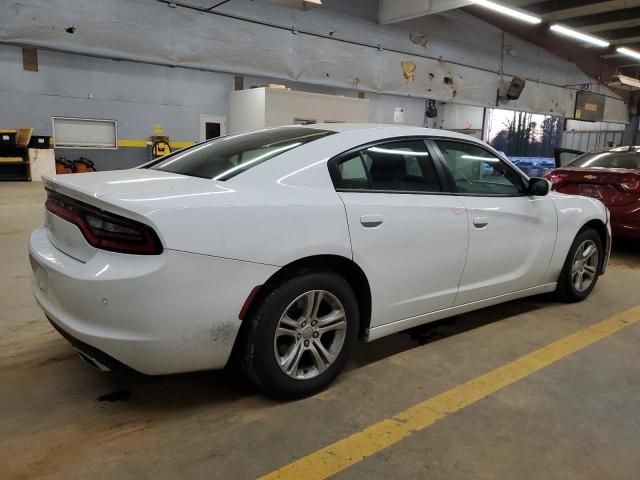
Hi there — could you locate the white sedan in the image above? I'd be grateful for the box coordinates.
[30,124,610,398]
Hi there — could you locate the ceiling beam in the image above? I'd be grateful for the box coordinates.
[500,0,542,7]
[584,18,640,33]
[378,0,473,24]
[542,0,640,22]
[611,35,640,45]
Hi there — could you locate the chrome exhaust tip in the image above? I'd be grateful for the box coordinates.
[76,349,111,372]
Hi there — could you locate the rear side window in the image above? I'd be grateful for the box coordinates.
[568,151,640,169]
[435,140,524,195]
[334,140,441,192]
[147,127,335,180]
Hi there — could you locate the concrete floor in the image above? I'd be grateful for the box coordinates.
[1,181,639,480]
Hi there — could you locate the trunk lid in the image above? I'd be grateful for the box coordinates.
[43,169,235,216]
[42,169,237,260]
[549,167,640,206]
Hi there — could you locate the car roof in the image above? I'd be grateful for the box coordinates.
[304,123,483,143]
[587,145,640,154]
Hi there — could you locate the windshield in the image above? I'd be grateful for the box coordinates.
[146,127,335,180]
[568,150,640,170]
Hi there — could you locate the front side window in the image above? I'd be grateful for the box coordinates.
[435,140,524,195]
[334,140,441,192]
[147,127,334,180]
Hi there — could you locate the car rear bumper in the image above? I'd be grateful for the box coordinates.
[29,225,278,375]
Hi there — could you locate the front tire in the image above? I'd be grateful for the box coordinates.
[556,227,603,302]
[242,271,359,399]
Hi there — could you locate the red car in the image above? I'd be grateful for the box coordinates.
[546,146,640,240]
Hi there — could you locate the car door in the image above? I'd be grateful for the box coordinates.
[330,138,469,329]
[432,139,557,306]
[555,148,584,168]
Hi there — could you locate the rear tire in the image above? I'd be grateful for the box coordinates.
[556,227,602,303]
[242,271,359,399]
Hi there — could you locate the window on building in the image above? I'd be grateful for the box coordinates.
[52,117,118,149]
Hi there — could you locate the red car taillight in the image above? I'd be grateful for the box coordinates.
[45,188,163,255]
[544,173,566,190]
[619,180,640,193]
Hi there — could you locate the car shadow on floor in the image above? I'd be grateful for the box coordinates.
[348,294,550,369]
[93,295,552,408]
[609,237,640,269]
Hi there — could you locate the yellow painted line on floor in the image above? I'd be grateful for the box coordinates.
[260,305,640,480]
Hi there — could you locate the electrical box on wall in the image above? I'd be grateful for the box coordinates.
[574,91,605,122]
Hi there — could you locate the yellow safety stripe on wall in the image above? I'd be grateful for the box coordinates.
[117,139,195,149]
[50,139,196,149]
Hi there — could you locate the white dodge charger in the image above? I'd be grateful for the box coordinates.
[30,124,610,398]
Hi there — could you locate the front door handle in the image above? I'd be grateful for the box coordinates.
[360,214,384,228]
[473,216,489,228]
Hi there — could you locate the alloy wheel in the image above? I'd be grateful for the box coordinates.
[273,290,347,380]
[571,239,599,293]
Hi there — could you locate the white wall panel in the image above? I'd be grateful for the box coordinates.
[395,10,502,73]
[171,7,294,78]
[440,104,484,130]
[0,0,627,117]
[377,50,499,106]
[1,0,173,63]
[292,34,379,91]
[603,96,629,123]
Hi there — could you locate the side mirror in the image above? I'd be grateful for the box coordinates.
[528,177,551,196]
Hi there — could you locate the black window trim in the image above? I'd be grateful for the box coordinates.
[328,136,450,195]
[328,135,533,197]
[428,137,532,198]
[144,126,336,179]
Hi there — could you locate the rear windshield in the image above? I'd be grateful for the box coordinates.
[568,151,640,170]
[146,127,335,180]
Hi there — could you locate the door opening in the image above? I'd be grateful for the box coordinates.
[199,115,227,142]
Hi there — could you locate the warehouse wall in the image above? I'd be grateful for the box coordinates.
[0,0,628,119]
[0,44,234,169]
[244,76,429,127]
[0,43,433,170]
[561,119,627,151]
[0,0,631,170]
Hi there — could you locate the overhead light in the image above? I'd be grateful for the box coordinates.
[550,24,610,48]
[617,47,640,61]
[472,1,541,24]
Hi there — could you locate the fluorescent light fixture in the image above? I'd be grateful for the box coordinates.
[550,24,610,48]
[472,0,541,24]
[617,47,640,61]
[461,155,499,162]
[368,147,430,156]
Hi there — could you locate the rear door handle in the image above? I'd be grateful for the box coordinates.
[360,214,384,228]
[473,216,489,228]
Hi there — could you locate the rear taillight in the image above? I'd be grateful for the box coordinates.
[619,181,640,193]
[45,188,162,255]
[544,173,566,190]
